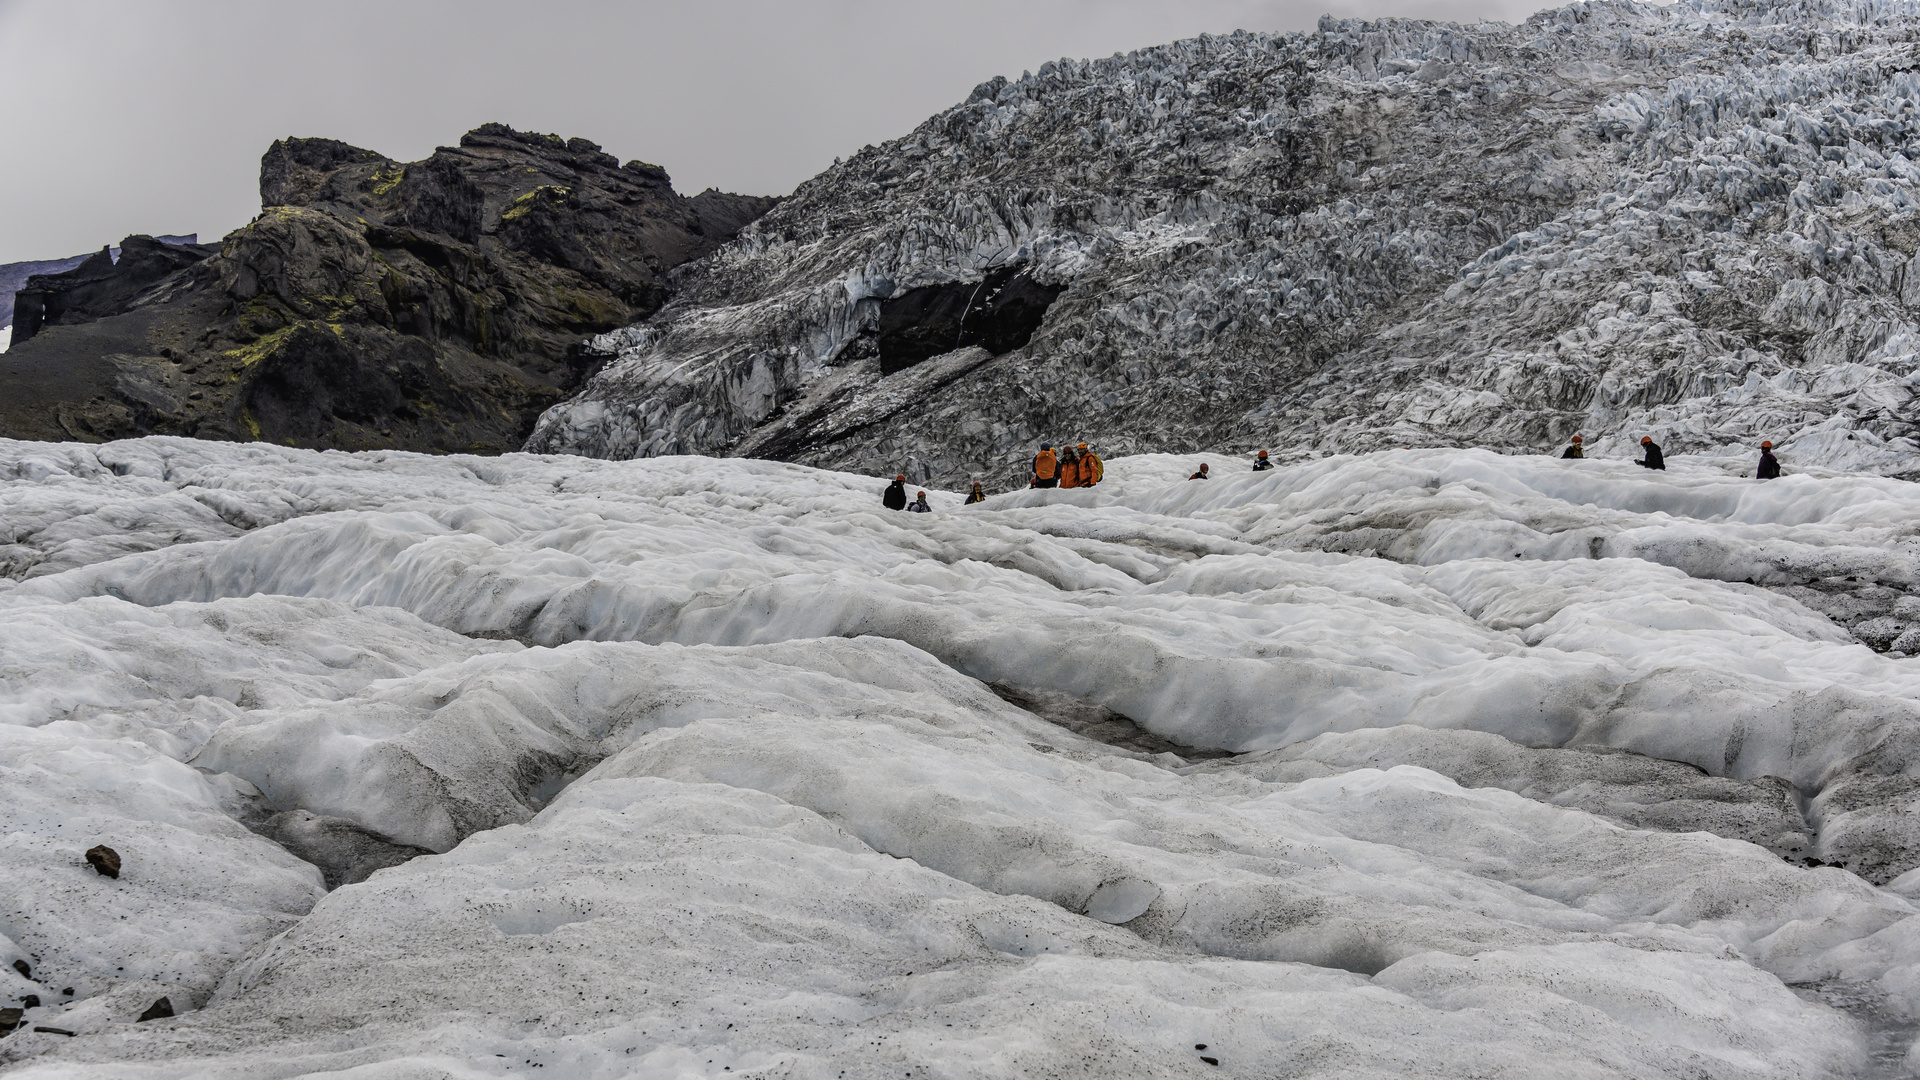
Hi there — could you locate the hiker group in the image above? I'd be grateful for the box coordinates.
[1560,434,1781,478]
[885,433,1789,509]
[878,440,1106,512]
[1028,442,1104,489]
[884,443,1293,510]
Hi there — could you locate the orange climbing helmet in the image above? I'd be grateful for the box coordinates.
[1571,435,1583,443]
[1641,437,1652,444]
[1761,441,1773,449]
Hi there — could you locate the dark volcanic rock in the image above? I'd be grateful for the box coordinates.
[10,237,217,347]
[0,125,778,454]
[84,844,120,878]
[135,997,173,1022]
[0,236,196,335]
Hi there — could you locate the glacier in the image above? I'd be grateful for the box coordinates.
[529,0,1920,490]
[8,435,1920,1075]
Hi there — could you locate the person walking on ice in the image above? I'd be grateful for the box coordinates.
[908,491,932,513]
[1637,437,1665,470]
[1252,450,1273,471]
[1562,435,1584,459]
[883,473,908,510]
[964,482,986,504]
[1757,440,1781,479]
[1189,463,1210,480]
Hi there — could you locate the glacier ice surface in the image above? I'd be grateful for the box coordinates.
[9,435,1920,1074]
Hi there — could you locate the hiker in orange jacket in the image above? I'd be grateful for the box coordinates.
[1074,441,1103,486]
[1032,445,1059,488]
[1059,445,1085,489]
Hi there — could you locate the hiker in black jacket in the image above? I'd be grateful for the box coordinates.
[1637,437,1665,470]
[883,474,908,510]
[1757,441,1781,479]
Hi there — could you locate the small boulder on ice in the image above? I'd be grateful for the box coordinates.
[85,845,121,879]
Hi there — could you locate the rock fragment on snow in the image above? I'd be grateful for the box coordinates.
[84,845,120,879]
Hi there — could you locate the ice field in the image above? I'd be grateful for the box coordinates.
[12,437,1920,1075]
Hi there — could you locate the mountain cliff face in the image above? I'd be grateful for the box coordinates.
[528,0,1920,486]
[0,125,776,452]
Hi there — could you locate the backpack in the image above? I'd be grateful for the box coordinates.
[1034,450,1057,479]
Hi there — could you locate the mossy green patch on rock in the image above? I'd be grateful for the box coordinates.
[501,186,573,222]
[371,165,405,196]
[222,326,297,370]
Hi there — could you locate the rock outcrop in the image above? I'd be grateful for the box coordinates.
[0,126,777,453]
[528,0,1920,486]
[9,238,219,346]
[0,236,196,341]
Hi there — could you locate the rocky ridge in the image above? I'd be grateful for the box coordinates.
[0,237,197,339]
[529,0,1920,489]
[0,126,776,453]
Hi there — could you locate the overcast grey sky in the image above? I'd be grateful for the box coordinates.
[0,0,1549,265]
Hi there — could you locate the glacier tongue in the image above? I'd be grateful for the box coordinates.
[530,0,1920,489]
[11,435,1920,1073]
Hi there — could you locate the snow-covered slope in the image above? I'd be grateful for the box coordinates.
[9,436,1920,1074]
[530,0,1920,487]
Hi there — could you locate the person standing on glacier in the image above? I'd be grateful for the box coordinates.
[1032,445,1059,488]
[964,482,987,504]
[1561,435,1584,459]
[1637,437,1665,470]
[908,491,932,513]
[1189,463,1210,480]
[883,474,908,510]
[1252,450,1274,471]
[1078,442,1103,485]
[1757,441,1782,479]
[1058,445,1086,489]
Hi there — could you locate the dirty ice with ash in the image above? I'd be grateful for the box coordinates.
[6,434,1920,1078]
